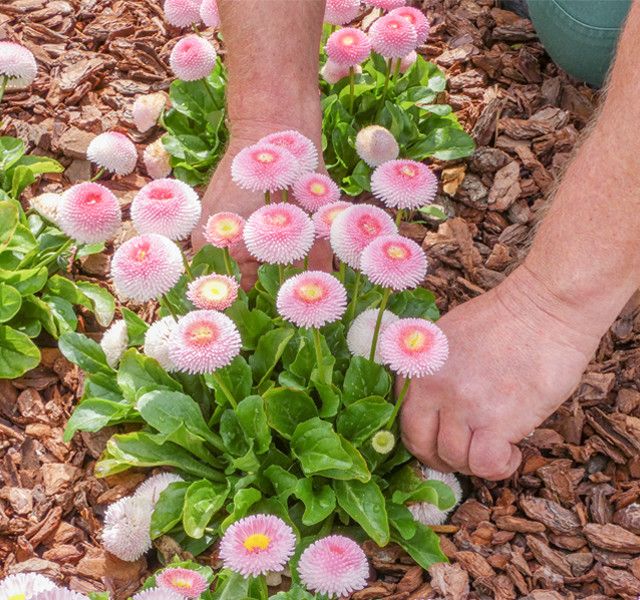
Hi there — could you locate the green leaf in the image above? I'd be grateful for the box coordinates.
[120,307,149,346]
[337,396,394,445]
[0,136,26,171]
[210,570,250,600]
[183,479,229,539]
[44,295,77,335]
[0,200,19,250]
[191,244,240,279]
[83,372,122,402]
[58,332,113,375]
[334,478,390,546]
[150,481,189,538]
[76,281,115,327]
[387,501,417,540]
[249,327,295,385]
[221,488,262,531]
[264,387,318,440]
[0,325,40,379]
[0,266,47,295]
[292,418,353,476]
[206,355,252,407]
[391,521,447,569]
[294,479,336,526]
[0,284,21,323]
[342,356,392,404]
[64,398,135,442]
[117,348,182,402]
[269,585,315,600]
[388,287,440,321]
[264,465,299,503]
[390,465,455,509]
[235,395,271,454]
[226,301,272,350]
[219,409,250,457]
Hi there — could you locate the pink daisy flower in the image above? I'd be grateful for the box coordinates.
[59,182,122,244]
[170,35,217,81]
[131,178,201,240]
[298,535,369,598]
[399,50,417,73]
[369,14,418,58]
[0,574,56,600]
[219,514,296,577]
[143,138,172,179]
[325,28,371,67]
[111,233,184,302]
[347,307,399,363]
[388,7,430,45]
[292,173,341,212]
[365,0,406,9]
[33,590,89,600]
[355,125,399,167]
[320,60,361,85]
[329,203,397,269]
[312,201,352,239]
[360,234,427,291]
[156,568,208,598]
[203,212,245,248]
[87,132,137,176]
[231,142,301,193]
[243,204,314,265]
[163,0,201,28]
[0,41,37,89]
[409,467,462,526]
[324,0,361,26]
[371,159,438,210]
[379,318,448,377]
[187,274,238,310]
[277,271,347,329]
[199,0,220,28]
[261,130,318,174]
[169,310,241,374]
[132,92,167,133]
[133,588,183,600]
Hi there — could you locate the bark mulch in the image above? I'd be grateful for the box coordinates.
[2,0,640,598]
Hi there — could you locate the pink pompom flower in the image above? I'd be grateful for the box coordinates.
[371,159,438,210]
[324,0,361,26]
[187,274,238,310]
[131,178,201,240]
[111,233,184,302]
[243,204,314,265]
[292,173,341,212]
[203,212,245,248]
[33,590,89,600]
[360,234,427,291]
[170,35,217,81]
[87,132,138,176]
[347,307,399,363]
[355,125,399,167]
[219,514,296,578]
[163,0,201,28]
[59,182,122,244]
[330,203,397,269]
[231,142,301,194]
[144,138,172,179]
[321,60,361,85]
[399,50,417,73]
[132,92,167,133]
[298,535,369,598]
[379,318,448,378]
[312,201,352,240]
[388,7,430,45]
[156,568,208,598]
[0,41,37,88]
[199,0,220,28]
[369,14,418,58]
[261,130,318,174]
[277,271,347,329]
[169,310,241,374]
[325,28,371,67]
[133,588,183,600]
[365,0,406,9]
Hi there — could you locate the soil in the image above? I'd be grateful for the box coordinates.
[1,0,639,598]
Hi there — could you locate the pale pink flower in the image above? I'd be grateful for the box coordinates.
[102,495,153,561]
[321,60,360,84]
[277,271,347,329]
[131,178,201,240]
[355,125,399,167]
[379,318,448,377]
[399,50,417,73]
[143,138,172,179]
[324,0,361,26]
[132,588,183,600]
[59,182,121,244]
[347,308,399,363]
[30,192,62,225]
[365,0,406,9]
[111,233,184,302]
[157,568,208,598]
[298,535,369,598]
[360,234,427,290]
[203,212,245,248]
[231,142,301,193]
[219,514,296,577]
[409,467,463,526]
[143,316,179,371]
[33,590,89,600]
[169,310,241,374]
[187,274,239,310]
[312,201,352,239]
[292,173,341,212]
[132,92,167,133]
[243,204,314,265]
[163,0,201,28]
[325,28,371,67]
[0,574,56,600]
[199,0,220,28]
[371,159,438,210]
[388,7,429,45]
[87,132,138,176]
[329,203,397,269]
[170,35,217,81]
[0,41,37,89]
[261,130,318,173]
[100,320,128,368]
[369,14,418,58]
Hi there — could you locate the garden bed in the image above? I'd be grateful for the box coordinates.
[2,0,640,599]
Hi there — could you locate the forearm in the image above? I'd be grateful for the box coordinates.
[523,2,640,337]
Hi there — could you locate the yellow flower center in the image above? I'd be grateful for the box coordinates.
[200,279,230,301]
[172,579,192,589]
[310,182,327,196]
[134,248,148,262]
[341,35,355,46]
[188,324,217,346]
[9,594,25,600]
[400,165,417,177]
[297,282,324,303]
[386,244,408,260]
[243,533,271,552]
[404,330,426,351]
[216,219,239,237]
[256,151,275,164]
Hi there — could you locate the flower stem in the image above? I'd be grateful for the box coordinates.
[313,327,327,384]
[181,251,194,280]
[386,377,411,429]
[395,208,404,227]
[160,295,180,322]
[278,263,284,286]
[223,247,233,276]
[0,76,7,105]
[392,57,401,80]
[349,66,355,113]
[304,255,309,270]
[347,270,361,324]
[369,287,391,361]
[211,371,237,409]
[202,77,218,106]
[338,261,346,283]
[90,167,105,182]
[34,238,74,270]
[282,188,289,203]
[265,190,271,205]
[381,58,393,104]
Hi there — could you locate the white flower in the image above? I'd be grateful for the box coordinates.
[132,92,167,133]
[30,193,62,225]
[134,473,184,504]
[143,139,172,179]
[0,573,56,600]
[346,308,399,364]
[143,316,179,371]
[100,320,128,368]
[102,495,153,561]
[408,467,463,526]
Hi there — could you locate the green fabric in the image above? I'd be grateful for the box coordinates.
[527,0,630,87]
